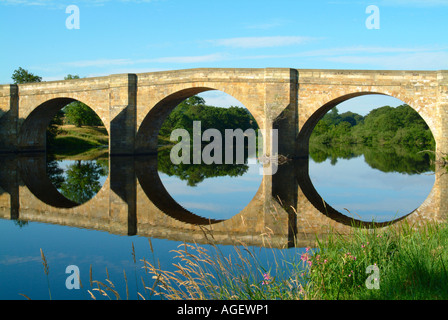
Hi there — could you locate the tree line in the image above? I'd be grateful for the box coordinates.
[310,105,435,150]
[159,95,258,139]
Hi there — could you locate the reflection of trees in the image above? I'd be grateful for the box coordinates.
[47,157,109,204]
[309,143,435,174]
[157,147,249,187]
[46,154,65,189]
[60,161,108,204]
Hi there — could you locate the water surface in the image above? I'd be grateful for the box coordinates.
[0,144,436,299]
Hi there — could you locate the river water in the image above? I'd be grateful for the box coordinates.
[0,144,435,299]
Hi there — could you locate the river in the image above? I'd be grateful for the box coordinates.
[0,143,436,299]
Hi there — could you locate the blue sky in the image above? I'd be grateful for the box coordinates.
[1,0,447,113]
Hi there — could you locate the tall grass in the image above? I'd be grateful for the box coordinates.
[304,220,448,299]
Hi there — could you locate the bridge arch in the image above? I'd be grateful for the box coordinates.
[296,91,436,228]
[134,85,265,224]
[18,97,109,152]
[135,85,264,154]
[297,91,437,156]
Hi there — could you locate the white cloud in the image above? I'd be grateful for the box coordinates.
[209,36,313,49]
[0,0,159,7]
[145,53,226,64]
[181,202,227,213]
[197,91,245,108]
[324,51,448,70]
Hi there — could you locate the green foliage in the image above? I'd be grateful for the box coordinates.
[46,109,65,145]
[11,67,42,84]
[64,101,103,127]
[157,147,249,187]
[159,96,258,138]
[65,74,80,80]
[309,143,435,174]
[59,160,108,204]
[310,104,435,150]
[304,221,448,300]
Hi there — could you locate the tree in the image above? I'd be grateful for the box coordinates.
[65,74,80,80]
[64,102,103,127]
[12,67,42,84]
[59,160,107,204]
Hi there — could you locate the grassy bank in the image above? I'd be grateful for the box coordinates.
[305,221,448,299]
[48,125,109,156]
[131,221,448,300]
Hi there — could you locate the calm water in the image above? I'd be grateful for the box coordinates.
[0,144,436,299]
[308,145,435,222]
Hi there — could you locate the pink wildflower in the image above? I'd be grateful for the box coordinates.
[301,253,310,262]
[262,273,272,285]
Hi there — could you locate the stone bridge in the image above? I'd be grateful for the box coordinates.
[0,68,447,246]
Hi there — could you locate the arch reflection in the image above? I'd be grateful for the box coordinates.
[0,153,445,248]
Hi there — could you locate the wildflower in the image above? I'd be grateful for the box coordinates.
[262,273,272,285]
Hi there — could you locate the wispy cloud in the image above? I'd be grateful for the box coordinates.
[221,45,448,70]
[145,53,226,64]
[182,202,227,213]
[327,0,448,7]
[0,0,159,8]
[378,0,448,7]
[208,36,314,49]
[62,58,133,68]
[34,53,227,73]
[324,51,448,69]
[244,19,291,30]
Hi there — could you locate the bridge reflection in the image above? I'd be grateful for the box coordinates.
[0,154,446,249]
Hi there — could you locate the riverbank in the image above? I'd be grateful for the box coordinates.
[48,125,109,157]
[303,221,448,299]
[83,220,448,300]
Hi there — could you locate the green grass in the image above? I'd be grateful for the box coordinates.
[48,125,109,156]
[303,221,448,300]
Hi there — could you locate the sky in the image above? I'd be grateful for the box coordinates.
[1,0,447,113]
